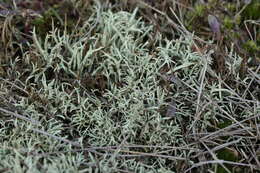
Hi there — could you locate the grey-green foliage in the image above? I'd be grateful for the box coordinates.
[1,4,226,172]
[26,7,186,146]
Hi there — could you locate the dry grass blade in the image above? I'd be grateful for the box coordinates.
[184,159,257,173]
[0,77,29,96]
[31,128,81,147]
[0,107,81,147]
[191,138,242,163]
[0,0,259,171]
[89,148,188,161]
[0,107,40,125]
[200,140,231,173]
[199,114,260,141]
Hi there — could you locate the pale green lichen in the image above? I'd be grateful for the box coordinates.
[0,1,259,173]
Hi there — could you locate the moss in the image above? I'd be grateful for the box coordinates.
[31,1,78,39]
[223,17,234,30]
[194,4,207,17]
[185,3,207,30]
[226,3,236,12]
[242,0,260,20]
[243,40,259,53]
[216,148,240,173]
[217,119,232,129]
[234,15,241,25]
[31,9,59,39]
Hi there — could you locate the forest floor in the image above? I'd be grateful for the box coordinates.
[0,0,259,172]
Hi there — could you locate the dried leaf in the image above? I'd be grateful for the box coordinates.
[0,9,16,17]
[244,0,252,4]
[208,14,220,34]
[166,100,177,117]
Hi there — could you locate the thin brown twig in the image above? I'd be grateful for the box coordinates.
[31,128,81,147]
[193,138,242,159]
[0,107,40,125]
[200,140,231,173]
[0,107,81,147]
[184,159,257,173]
[0,77,29,96]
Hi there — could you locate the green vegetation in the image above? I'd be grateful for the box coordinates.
[0,0,259,172]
